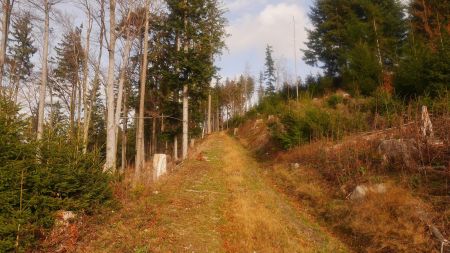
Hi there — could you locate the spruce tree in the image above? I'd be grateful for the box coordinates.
[410,0,450,49]
[161,0,227,140]
[264,45,276,95]
[304,0,406,94]
[8,13,37,103]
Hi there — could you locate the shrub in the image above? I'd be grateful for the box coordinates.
[0,98,112,252]
[395,39,450,98]
[228,115,246,128]
[326,94,344,108]
[270,107,348,150]
[269,98,374,150]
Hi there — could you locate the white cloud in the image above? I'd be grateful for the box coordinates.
[226,3,309,61]
[226,0,268,11]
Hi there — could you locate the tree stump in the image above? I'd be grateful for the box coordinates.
[153,154,167,181]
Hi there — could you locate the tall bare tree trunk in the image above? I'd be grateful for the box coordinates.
[82,5,93,140]
[114,35,132,158]
[83,0,105,154]
[181,0,189,160]
[121,90,128,172]
[216,105,220,131]
[135,0,150,180]
[373,19,383,68]
[182,84,188,159]
[37,0,50,141]
[69,79,77,136]
[151,116,156,154]
[207,91,211,134]
[105,0,117,171]
[174,136,178,161]
[0,0,13,92]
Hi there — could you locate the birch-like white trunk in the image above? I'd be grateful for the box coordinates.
[105,0,117,172]
[114,36,132,157]
[83,0,105,154]
[37,0,50,141]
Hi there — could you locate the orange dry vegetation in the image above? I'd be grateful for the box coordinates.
[236,114,449,252]
[71,133,348,253]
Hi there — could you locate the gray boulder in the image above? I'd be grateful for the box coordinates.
[349,183,387,200]
[378,139,419,169]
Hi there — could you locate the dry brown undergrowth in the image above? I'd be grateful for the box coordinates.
[235,114,449,252]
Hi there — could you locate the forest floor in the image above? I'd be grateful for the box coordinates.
[74,133,349,253]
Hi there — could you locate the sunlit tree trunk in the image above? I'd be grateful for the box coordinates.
[174,136,178,161]
[83,0,105,154]
[37,0,50,141]
[82,4,93,141]
[121,90,128,172]
[114,34,132,160]
[105,0,117,171]
[0,0,13,92]
[181,0,189,160]
[182,84,188,159]
[135,0,150,180]
[207,91,211,134]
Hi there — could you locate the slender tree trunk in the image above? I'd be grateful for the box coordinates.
[135,0,150,180]
[161,113,165,152]
[182,84,188,160]
[83,0,105,154]
[181,0,189,160]
[69,81,76,136]
[174,136,178,161]
[82,9,92,140]
[105,0,117,171]
[37,0,50,141]
[121,90,128,172]
[114,35,132,157]
[207,91,211,134]
[12,75,19,104]
[151,116,156,155]
[49,82,53,131]
[373,19,383,68]
[76,78,81,137]
[0,0,13,92]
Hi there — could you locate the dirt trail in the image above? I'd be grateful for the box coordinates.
[75,133,349,253]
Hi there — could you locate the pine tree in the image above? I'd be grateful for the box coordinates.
[264,45,276,95]
[8,13,37,104]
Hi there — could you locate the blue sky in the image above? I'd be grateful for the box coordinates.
[217,0,321,82]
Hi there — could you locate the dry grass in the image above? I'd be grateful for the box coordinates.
[218,133,347,252]
[235,107,450,252]
[349,187,433,252]
[70,133,348,252]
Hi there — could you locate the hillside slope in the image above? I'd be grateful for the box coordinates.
[234,110,449,253]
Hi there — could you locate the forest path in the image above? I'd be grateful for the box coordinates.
[75,133,348,253]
